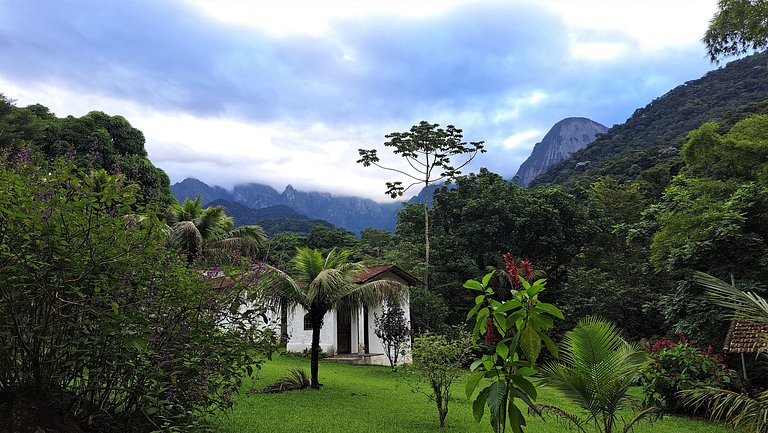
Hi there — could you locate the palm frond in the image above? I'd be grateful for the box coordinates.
[169,220,202,254]
[535,404,588,433]
[622,407,663,433]
[681,387,768,433]
[196,205,232,240]
[259,264,308,310]
[693,271,768,325]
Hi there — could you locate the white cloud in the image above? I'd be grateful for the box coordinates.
[188,0,465,36]
[503,129,542,150]
[571,42,627,61]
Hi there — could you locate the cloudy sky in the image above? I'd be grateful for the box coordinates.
[0,0,721,201]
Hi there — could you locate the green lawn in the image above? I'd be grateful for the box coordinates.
[216,356,739,433]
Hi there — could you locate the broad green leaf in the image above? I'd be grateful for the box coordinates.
[540,332,559,358]
[526,281,544,298]
[496,342,509,359]
[465,279,483,291]
[536,302,564,319]
[466,370,485,398]
[512,375,537,400]
[517,366,537,377]
[508,400,526,433]
[473,386,490,423]
[481,271,495,287]
[488,381,508,430]
[520,326,541,361]
[470,358,484,372]
[496,299,523,314]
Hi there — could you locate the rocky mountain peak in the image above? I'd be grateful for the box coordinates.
[514,117,608,186]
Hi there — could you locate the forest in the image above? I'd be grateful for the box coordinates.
[3,2,768,429]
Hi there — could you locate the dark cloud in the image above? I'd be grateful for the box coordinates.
[0,0,717,186]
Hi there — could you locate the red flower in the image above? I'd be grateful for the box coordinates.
[502,253,520,287]
[520,259,534,279]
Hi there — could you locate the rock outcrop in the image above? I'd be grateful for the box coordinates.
[514,117,607,186]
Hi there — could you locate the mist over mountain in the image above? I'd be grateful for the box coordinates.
[172,179,403,233]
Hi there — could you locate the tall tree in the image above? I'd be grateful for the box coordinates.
[168,196,267,263]
[705,0,768,62]
[261,247,406,388]
[357,121,484,290]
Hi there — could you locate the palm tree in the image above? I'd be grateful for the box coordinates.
[537,316,661,433]
[679,272,768,433]
[167,196,267,263]
[261,247,407,389]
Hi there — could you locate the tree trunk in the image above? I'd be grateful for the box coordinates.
[310,316,322,389]
[279,300,288,348]
[424,180,430,292]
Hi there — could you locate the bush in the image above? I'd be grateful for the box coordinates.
[374,307,411,370]
[411,333,470,428]
[409,286,450,335]
[0,156,276,431]
[640,335,731,413]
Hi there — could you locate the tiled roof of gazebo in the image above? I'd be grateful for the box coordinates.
[723,320,768,354]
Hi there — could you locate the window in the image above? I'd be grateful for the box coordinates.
[303,313,312,330]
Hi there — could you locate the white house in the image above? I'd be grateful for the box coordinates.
[285,264,420,366]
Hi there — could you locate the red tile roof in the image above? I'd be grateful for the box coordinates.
[354,264,420,286]
[723,319,768,354]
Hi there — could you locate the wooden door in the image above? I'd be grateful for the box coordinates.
[337,311,351,354]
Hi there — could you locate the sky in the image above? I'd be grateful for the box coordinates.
[0,0,722,202]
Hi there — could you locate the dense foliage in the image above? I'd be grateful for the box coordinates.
[640,336,731,413]
[0,156,275,431]
[465,265,563,433]
[0,94,174,207]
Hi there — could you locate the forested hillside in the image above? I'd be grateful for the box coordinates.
[531,51,768,195]
[0,94,173,207]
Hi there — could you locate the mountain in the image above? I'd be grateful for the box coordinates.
[205,199,333,236]
[171,178,233,204]
[514,117,608,186]
[172,180,404,233]
[530,51,768,193]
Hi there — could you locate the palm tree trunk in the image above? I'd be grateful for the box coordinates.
[310,317,322,389]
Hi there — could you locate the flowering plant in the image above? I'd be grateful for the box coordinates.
[640,335,731,412]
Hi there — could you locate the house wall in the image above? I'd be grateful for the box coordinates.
[285,306,336,354]
[284,269,413,366]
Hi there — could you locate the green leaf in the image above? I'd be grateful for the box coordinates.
[496,342,510,360]
[520,326,541,361]
[467,302,482,320]
[488,381,508,429]
[512,375,537,400]
[466,370,485,399]
[535,302,564,319]
[540,332,559,358]
[495,299,523,314]
[526,281,544,297]
[481,271,495,287]
[508,400,526,433]
[465,279,483,291]
[470,358,484,371]
[473,386,490,423]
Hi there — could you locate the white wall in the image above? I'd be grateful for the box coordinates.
[285,306,336,354]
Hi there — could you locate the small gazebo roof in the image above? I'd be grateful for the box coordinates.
[354,264,421,286]
[723,319,768,354]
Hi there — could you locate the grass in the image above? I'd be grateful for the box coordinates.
[216,356,739,433]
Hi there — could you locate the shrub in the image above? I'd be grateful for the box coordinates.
[411,333,470,427]
[258,369,310,394]
[640,335,731,413]
[374,307,411,370]
[0,156,276,431]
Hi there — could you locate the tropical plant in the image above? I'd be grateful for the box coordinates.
[465,264,563,433]
[411,332,471,427]
[260,247,407,388]
[168,195,267,263]
[640,335,730,413]
[705,0,768,62]
[537,316,660,433]
[357,120,485,290]
[374,306,411,371]
[258,368,311,394]
[678,271,768,433]
[0,156,276,431]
